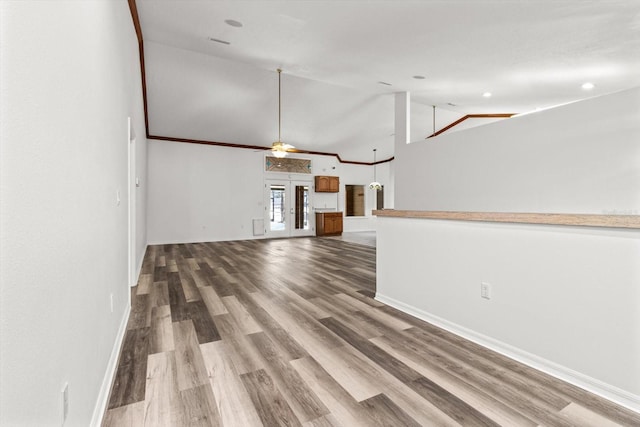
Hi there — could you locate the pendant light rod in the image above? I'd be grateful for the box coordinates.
[433,105,436,135]
[277,68,282,142]
[373,148,377,180]
[271,68,293,158]
[369,148,382,190]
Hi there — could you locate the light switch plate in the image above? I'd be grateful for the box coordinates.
[481,282,491,299]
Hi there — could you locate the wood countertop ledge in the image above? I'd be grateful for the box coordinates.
[372,210,640,230]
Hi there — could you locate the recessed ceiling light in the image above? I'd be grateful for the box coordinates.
[582,82,595,90]
[482,92,492,98]
[378,81,392,86]
[224,19,243,28]
[208,37,230,45]
[413,75,426,80]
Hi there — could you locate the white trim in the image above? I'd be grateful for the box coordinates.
[90,300,131,427]
[128,117,137,288]
[375,292,640,414]
[146,236,268,246]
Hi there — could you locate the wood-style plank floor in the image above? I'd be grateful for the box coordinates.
[103,237,640,426]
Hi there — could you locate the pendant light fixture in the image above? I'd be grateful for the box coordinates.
[369,148,382,191]
[271,69,294,158]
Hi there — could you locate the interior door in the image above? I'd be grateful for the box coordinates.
[266,179,313,238]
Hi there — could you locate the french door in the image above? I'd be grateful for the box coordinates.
[265,179,313,238]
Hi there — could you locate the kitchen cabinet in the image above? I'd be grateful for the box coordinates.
[316,212,343,236]
[315,175,340,193]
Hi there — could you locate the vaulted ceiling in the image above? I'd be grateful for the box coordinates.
[136,0,640,162]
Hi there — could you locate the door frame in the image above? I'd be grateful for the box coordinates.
[264,178,314,238]
[127,117,136,287]
[289,180,313,238]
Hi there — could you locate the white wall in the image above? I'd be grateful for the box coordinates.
[397,88,640,213]
[377,219,640,408]
[144,40,396,161]
[147,140,265,243]
[378,88,640,411]
[0,2,147,426]
[147,140,393,244]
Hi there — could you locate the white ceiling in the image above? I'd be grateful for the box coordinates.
[137,0,640,162]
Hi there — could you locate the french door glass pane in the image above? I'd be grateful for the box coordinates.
[294,185,309,230]
[270,185,286,231]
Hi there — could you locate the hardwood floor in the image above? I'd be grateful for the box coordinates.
[103,238,640,426]
[326,231,376,247]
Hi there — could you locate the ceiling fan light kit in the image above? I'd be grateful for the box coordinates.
[271,141,288,158]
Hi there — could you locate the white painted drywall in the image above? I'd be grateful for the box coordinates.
[378,88,640,410]
[147,140,393,243]
[377,218,640,406]
[147,140,265,243]
[396,87,640,214]
[144,40,396,161]
[0,2,147,425]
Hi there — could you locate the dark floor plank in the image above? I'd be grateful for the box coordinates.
[359,393,421,427]
[168,271,190,323]
[240,369,302,427]
[153,265,167,282]
[107,327,150,409]
[187,300,221,344]
[127,294,151,330]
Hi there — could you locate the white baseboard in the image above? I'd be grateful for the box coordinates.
[90,301,131,427]
[375,293,640,414]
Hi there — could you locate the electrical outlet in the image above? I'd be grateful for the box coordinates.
[481,282,491,300]
[61,382,69,424]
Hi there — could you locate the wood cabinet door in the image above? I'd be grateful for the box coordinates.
[328,176,339,192]
[325,216,336,234]
[333,215,343,233]
[315,176,328,192]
